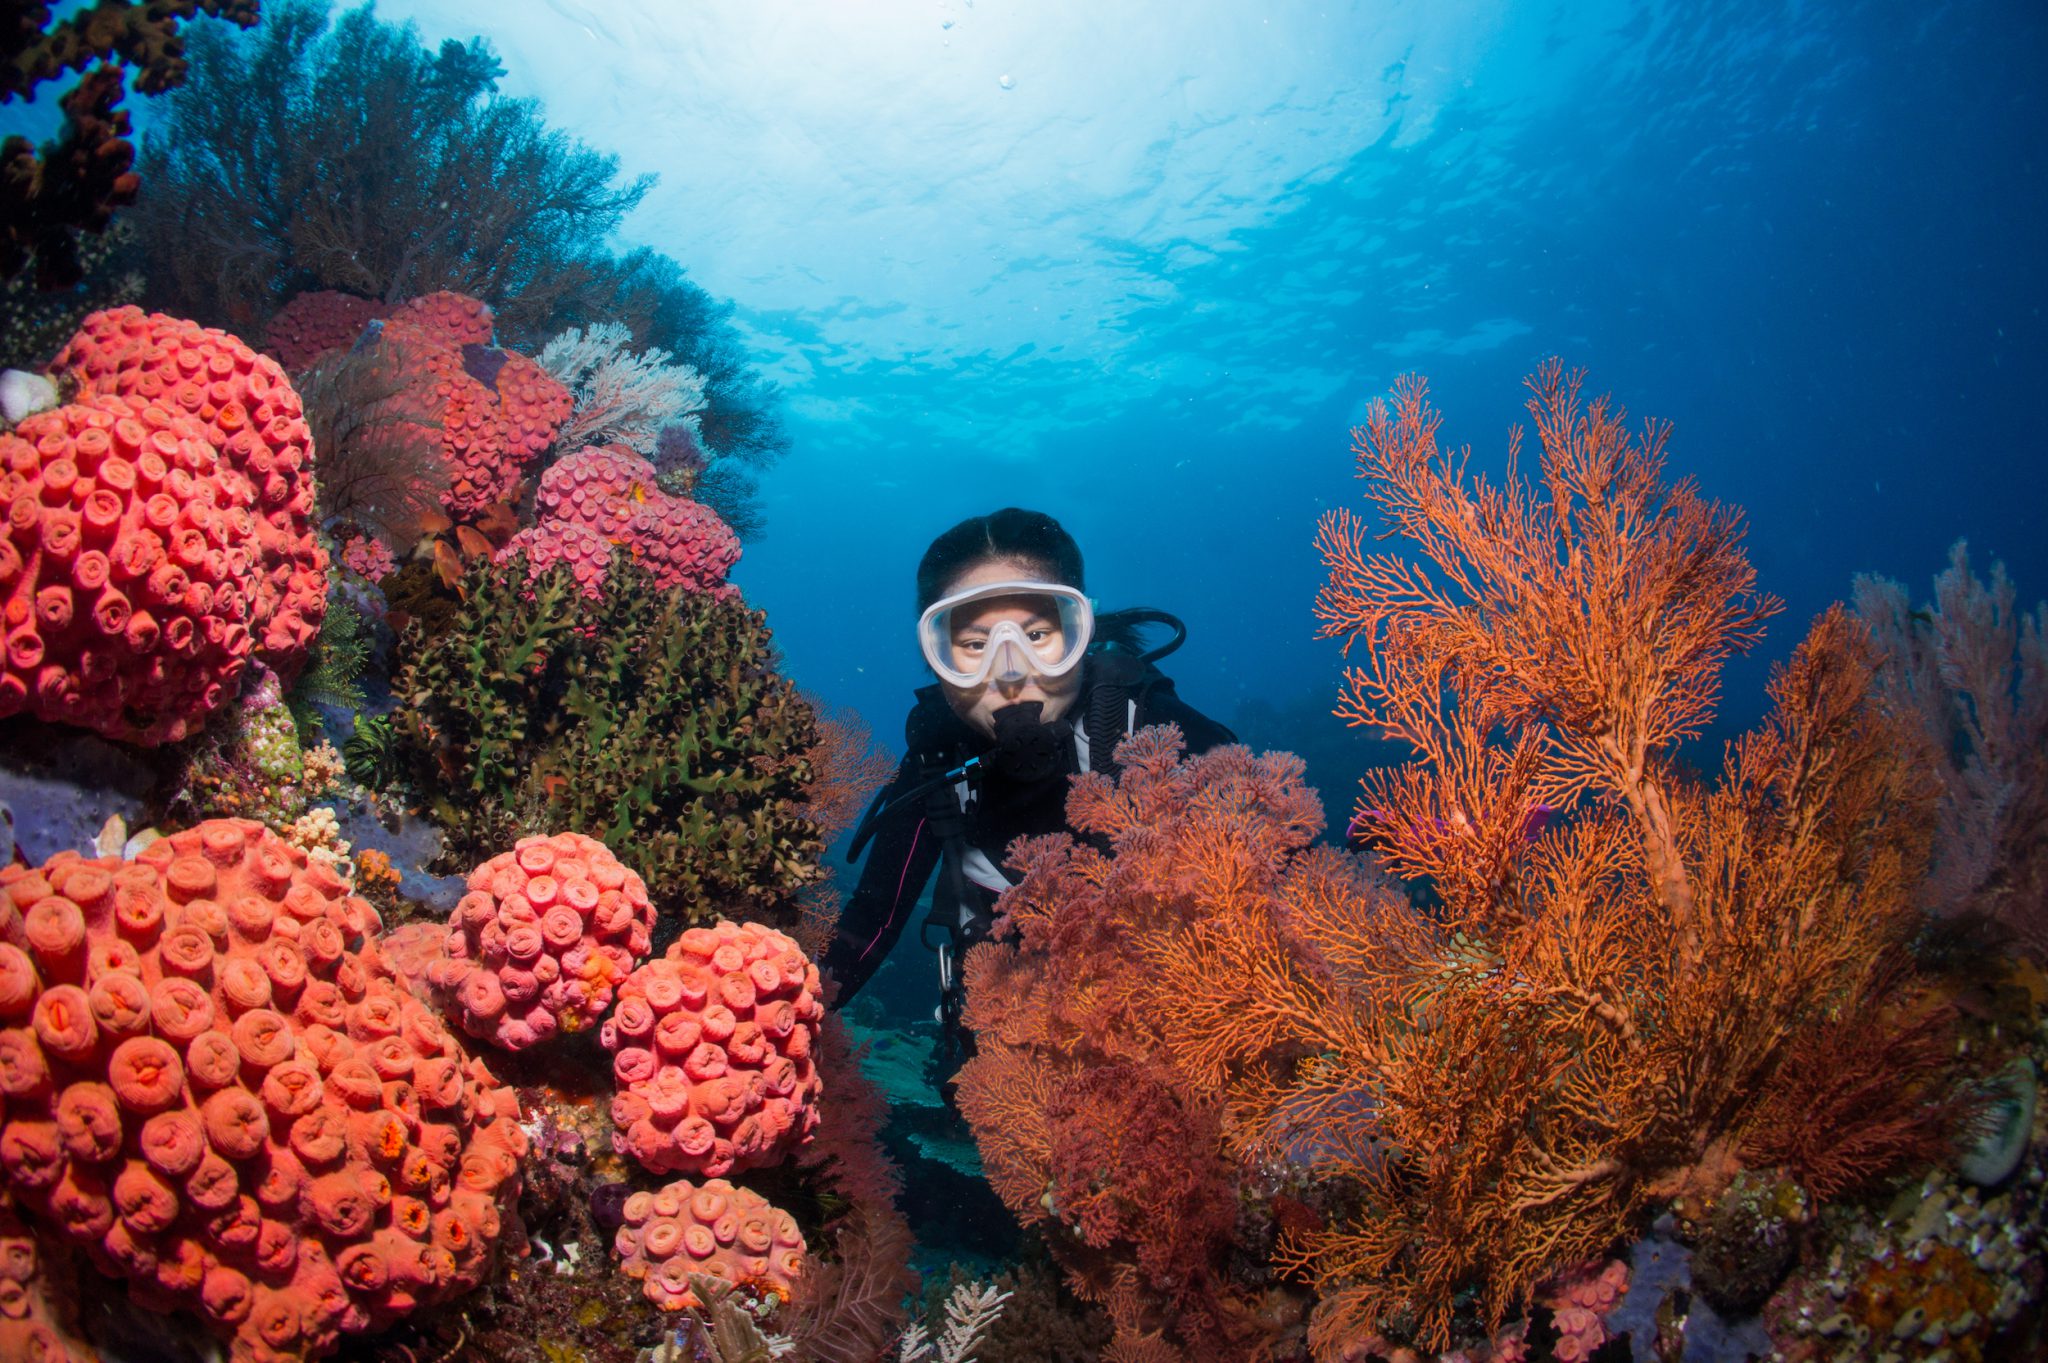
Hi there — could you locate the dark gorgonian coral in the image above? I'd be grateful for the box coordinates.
[2,2,259,287]
[387,555,823,925]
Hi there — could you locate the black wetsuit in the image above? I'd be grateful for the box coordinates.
[822,656,1235,1007]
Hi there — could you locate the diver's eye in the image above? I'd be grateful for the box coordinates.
[1026,629,1051,643]
[956,637,986,654]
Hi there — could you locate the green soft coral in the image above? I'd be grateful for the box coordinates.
[391,556,824,924]
[286,575,370,743]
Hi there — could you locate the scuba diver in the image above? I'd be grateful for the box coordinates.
[822,507,1234,1077]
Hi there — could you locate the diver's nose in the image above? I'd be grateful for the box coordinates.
[990,638,1031,686]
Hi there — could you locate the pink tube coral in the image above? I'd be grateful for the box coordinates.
[611,1176,805,1311]
[0,819,527,1363]
[421,832,656,1051]
[261,291,393,373]
[498,444,741,598]
[389,291,494,348]
[601,920,824,1177]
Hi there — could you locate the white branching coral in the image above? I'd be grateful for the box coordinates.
[538,321,708,455]
[898,1282,1012,1363]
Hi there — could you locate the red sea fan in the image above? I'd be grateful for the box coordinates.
[784,1014,915,1362]
[799,701,898,845]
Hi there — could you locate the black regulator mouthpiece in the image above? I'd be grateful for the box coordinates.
[989,701,1065,783]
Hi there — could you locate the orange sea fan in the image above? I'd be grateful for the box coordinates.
[1221,363,1980,1353]
[799,700,898,845]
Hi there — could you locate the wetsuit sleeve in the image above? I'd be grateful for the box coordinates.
[1142,678,1237,756]
[820,752,944,1007]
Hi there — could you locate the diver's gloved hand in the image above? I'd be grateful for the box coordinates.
[988,700,1066,783]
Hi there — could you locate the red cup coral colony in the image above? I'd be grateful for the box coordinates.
[0,820,528,1363]
[423,832,657,1052]
[601,920,825,1179]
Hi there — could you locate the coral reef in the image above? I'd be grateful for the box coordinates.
[0,719,155,864]
[498,444,741,600]
[0,391,261,744]
[602,921,825,1178]
[1686,1172,1807,1317]
[1856,542,2048,960]
[53,305,328,677]
[797,701,897,849]
[490,350,575,468]
[897,1279,1012,1363]
[0,818,529,1362]
[1,220,144,373]
[387,555,824,925]
[372,320,509,521]
[261,292,392,374]
[950,366,1993,1360]
[327,294,571,522]
[127,3,650,340]
[1141,363,1981,1354]
[1766,1159,2044,1363]
[612,1178,805,1312]
[390,291,495,349]
[919,1259,1109,1363]
[1487,1258,1630,1362]
[537,323,708,457]
[424,833,657,1051]
[3,2,260,103]
[0,1191,92,1362]
[780,1016,917,1362]
[1,66,136,292]
[282,580,368,743]
[652,421,708,495]
[294,337,452,553]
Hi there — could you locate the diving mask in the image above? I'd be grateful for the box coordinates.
[917,580,1094,689]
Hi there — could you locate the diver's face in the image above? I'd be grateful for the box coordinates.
[936,559,1084,738]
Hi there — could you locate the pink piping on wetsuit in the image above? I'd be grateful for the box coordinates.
[857,817,926,962]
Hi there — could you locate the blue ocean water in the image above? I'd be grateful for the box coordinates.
[345,0,2045,798]
[20,0,2040,777]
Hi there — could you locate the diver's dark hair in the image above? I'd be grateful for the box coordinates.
[915,508,1084,613]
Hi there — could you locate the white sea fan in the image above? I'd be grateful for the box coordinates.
[897,1281,1012,1363]
[537,320,708,456]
